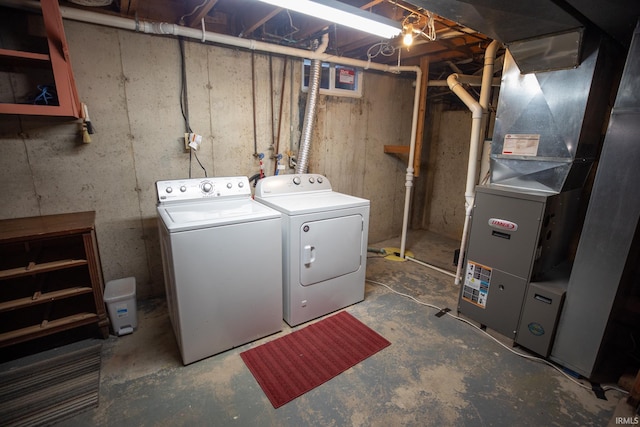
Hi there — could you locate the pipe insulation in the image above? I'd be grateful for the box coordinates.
[296,35,328,174]
[447,40,500,285]
[3,0,423,262]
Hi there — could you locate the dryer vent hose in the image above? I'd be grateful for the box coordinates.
[296,58,321,174]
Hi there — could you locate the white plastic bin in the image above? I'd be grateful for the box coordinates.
[104,277,138,336]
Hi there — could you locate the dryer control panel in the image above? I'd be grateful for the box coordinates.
[156,176,250,203]
[255,174,332,197]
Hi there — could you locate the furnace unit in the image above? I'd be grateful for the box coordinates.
[457,30,617,358]
[459,185,579,344]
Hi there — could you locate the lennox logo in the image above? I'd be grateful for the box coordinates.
[488,218,518,231]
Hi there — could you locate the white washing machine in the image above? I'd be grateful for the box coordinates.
[255,174,370,326]
[156,176,282,365]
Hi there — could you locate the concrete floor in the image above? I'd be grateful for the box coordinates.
[57,231,627,426]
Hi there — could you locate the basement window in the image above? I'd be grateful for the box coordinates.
[302,59,362,98]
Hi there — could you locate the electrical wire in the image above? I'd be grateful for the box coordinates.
[365,278,630,396]
[179,0,209,24]
[367,41,396,60]
[192,149,207,177]
[251,51,258,157]
[178,37,207,178]
[178,37,191,135]
[423,12,436,41]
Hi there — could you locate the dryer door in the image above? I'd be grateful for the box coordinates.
[299,214,363,286]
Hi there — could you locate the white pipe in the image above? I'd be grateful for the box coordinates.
[480,40,500,110]
[448,40,500,285]
[428,77,501,87]
[2,0,424,257]
[399,66,422,259]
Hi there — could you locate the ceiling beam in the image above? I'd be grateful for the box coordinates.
[185,0,221,27]
[119,0,138,16]
[238,5,283,38]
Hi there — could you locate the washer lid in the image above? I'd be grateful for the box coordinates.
[255,191,369,215]
[158,198,280,232]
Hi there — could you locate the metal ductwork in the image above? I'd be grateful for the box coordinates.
[404,0,585,73]
[404,0,640,73]
[490,32,618,193]
[403,0,583,44]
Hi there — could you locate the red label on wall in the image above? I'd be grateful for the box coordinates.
[338,68,355,84]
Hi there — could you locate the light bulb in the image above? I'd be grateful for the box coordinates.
[403,32,414,46]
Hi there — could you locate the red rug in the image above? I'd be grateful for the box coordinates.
[240,311,391,408]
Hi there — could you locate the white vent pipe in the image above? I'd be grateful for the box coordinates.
[398,66,423,259]
[448,39,500,285]
[3,0,423,261]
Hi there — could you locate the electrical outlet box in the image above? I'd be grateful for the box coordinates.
[184,133,190,151]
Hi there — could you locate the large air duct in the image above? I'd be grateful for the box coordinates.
[490,33,617,193]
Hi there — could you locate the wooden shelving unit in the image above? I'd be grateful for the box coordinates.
[0,0,81,117]
[0,212,109,349]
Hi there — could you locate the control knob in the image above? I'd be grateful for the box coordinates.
[166,187,173,193]
[308,177,315,184]
[202,182,212,193]
[317,176,323,183]
[293,176,301,185]
[227,182,233,189]
[180,186,187,192]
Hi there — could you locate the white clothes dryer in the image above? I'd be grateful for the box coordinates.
[255,174,370,326]
[157,176,282,365]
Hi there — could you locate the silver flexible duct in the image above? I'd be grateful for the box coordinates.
[295,33,327,174]
[296,57,321,174]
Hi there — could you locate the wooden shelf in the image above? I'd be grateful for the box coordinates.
[0,312,98,348]
[0,211,109,352]
[0,287,93,312]
[0,0,81,117]
[0,259,88,280]
[384,145,410,154]
[0,48,50,62]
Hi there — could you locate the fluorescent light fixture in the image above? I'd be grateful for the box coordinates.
[256,0,401,39]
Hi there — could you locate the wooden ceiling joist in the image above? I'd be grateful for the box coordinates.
[185,0,221,27]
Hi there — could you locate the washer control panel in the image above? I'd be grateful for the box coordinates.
[255,174,331,197]
[156,176,250,203]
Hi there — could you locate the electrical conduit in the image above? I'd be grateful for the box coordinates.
[448,40,500,285]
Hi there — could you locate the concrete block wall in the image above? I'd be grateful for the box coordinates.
[419,104,474,241]
[0,20,421,299]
